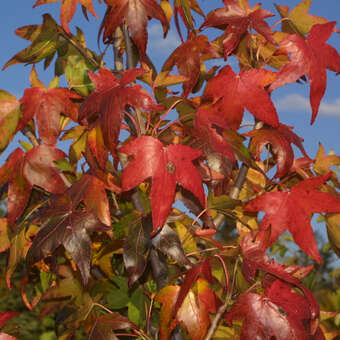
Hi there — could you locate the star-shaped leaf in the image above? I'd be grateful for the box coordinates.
[203,65,279,130]
[79,68,162,155]
[313,143,340,188]
[0,145,67,226]
[247,123,310,178]
[101,0,169,57]
[269,22,340,124]
[2,14,60,70]
[162,35,218,97]
[33,0,98,34]
[225,291,303,339]
[20,69,80,145]
[245,173,340,263]
[201,0,276,58]
[156,278,216,340]
[120,136,204,233]
[275,0,331,36]
[27,195,109,285]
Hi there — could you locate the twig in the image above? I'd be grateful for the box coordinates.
[122,24,146,135]
[113,27,124,72]
[204,258,239,340]
[22,127,72,187]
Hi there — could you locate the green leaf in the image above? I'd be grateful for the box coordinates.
[127,287,145,327]
[0,91,21,152]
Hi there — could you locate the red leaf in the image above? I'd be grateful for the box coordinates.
[0,312,20,329]
[162,35,218,97]
[33,0,98,34]
[245,173,340,263]
[120,136,204,233]
[203,65,279,130]
[101,0,169,57]
[247,123,310,178]
[173,258,213,317]
[20,86,80,145]
[79,68,162,155]
[27,195,109,285]
[269,22,340,124]
[225,291,300,340]
[23,145,67,194]
[201,0,275,58]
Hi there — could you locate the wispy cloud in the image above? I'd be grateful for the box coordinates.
[147,23,181,57]
[275,94,340,118]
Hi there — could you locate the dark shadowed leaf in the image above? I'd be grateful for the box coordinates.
[0,312,20,329]
[88,312,137,340]
[123,217,152,287]
[27,195,109,285]
[152,223,191,266]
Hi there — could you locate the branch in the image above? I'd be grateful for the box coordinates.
[122,24,146,135]
[113,27,124,72]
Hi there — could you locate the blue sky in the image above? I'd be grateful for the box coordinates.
[1,0,340,162]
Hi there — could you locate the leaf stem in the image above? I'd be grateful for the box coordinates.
[204,257,239,340]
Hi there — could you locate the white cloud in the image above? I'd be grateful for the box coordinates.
[147,23,181,56]
[275,94,340,118]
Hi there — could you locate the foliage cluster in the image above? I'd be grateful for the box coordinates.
[1,0,340,339]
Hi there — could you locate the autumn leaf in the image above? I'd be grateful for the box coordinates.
[120,136,204,233]
[313,143,340,188]
[225,291,301,339]
[0,91,21,152]
[79,68,163,155]
[245,173,340,263]
[203,65,279,130]
[201,0,276,58]
[275,0,331,36]
[264,278,321,339]
[0,145,66,226]
[66,172,112,226]
[247,123,310,178]
[100,0,169,57]
[19,68,80,145]
[194,104,253,165]
[269,22,340,124]
[27,194,109,285]
[156,278,216,340]
[173,0,205,42]
[123,216,152,287]
[88,313,137,339]
[2,14,60,70]
[33,0,98,34]
[162,35,218,97]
